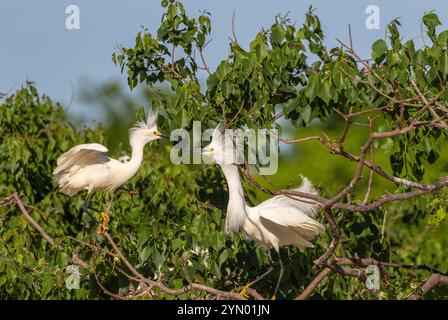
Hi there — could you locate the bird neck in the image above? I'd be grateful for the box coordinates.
[220,164,247,233]
[128,135,146,170]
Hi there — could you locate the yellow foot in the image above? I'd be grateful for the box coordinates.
[97,223,108,235]
[271,295,277,300]
[101,212,110,225]
[96,212,110,235]
[239,284,252,298]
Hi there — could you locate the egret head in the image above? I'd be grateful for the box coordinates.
[129,111,169,145]
[202,124,243,165]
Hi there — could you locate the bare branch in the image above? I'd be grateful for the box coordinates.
[407,274,448,300]
[295,267,332,300]
[314,208,340,266]
[10,193,88,269]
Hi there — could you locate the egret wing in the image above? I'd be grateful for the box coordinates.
[56,143,108,165]
[258,205,325,240]
[53,143,110,175]
[258,177,318,217]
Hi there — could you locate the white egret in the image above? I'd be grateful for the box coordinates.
[202,126,324,299]
[53,111,168,231]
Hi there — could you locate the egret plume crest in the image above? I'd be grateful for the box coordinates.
[130,110,159,133]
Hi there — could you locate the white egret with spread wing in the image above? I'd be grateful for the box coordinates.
[53,111,168,231]
[202,126,324,299]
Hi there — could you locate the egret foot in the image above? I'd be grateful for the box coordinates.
[97,223,108,234]
[271,295,277,300]
[239,282,253,298]
[97,212,110,234]
[101,212,110,225]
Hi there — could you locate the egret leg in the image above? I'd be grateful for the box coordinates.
[81,193,97,223]
[87,205,110,234]
[240,267,274,298]
[97,191,116,235]
[240,249,275,298]
[86,205,101,214]
[271,250,284,300]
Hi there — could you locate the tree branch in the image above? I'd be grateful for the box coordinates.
[407,274,448,300]
[314,208,340,266]
[102,232,264,300]
[10,193,88,269]
[295,267,332,300]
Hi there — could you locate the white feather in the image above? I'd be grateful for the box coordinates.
[54,111,162,196]
[205,128,324,252]
[55,143,108,167]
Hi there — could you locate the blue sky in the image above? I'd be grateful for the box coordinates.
[1,0,448,120]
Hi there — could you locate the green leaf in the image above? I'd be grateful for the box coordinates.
[271,24,286,44]
[422,13,442,28]
[242,54,257,76]
[436,207,447,221]
[437,30,448,45]
[305,75,320,100]
[413,49,428,66]
[152,249,165,270]
[139,246,152,263]
[332,70,344,90]
[387,52,400,66]
[439,53,448,77]
[299,105,312,125]
[371,39,388,62]
[218,250,229,267]
[216,61,231,80]
[167,4,177,20]
[317,81,333,105]
[211,262,221,278]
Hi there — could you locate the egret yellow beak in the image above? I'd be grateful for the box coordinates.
[201,147,214,155]
[154,131,170,140]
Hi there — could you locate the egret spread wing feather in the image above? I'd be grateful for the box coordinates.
[257,216,315,249]
[56,143,108,166]
[53,144,109,175]
[258,206,325,241]
[257,177,319,218]
[53,144,111,195]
